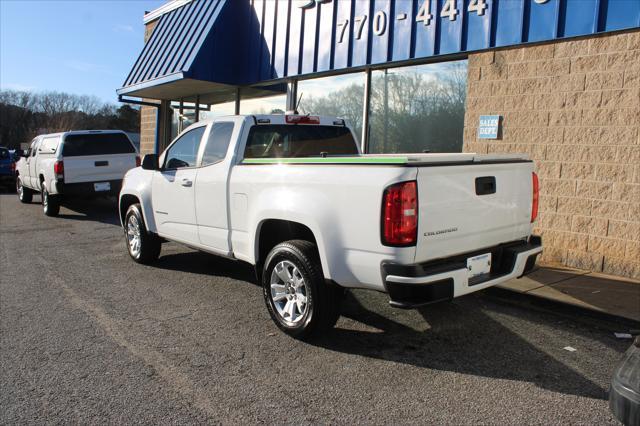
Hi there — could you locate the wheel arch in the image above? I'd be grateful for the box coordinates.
[119,188,158,233]
[254,218,329,281]
[119,194,141,227]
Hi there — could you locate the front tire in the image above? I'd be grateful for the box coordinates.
[42,186,60,217]
[124,203,161,264]
[17,177,32,203]
[263,240,343,339]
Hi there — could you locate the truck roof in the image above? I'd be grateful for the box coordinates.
[35,130,128,139]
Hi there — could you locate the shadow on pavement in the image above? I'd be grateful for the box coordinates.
[56,197,121,226]
[151,247,615,400]
[155,250,257,285]
[309,292,613,400]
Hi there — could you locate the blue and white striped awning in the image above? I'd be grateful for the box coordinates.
[118,0,232,100]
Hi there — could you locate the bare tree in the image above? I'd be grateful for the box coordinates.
[0,89,140,148]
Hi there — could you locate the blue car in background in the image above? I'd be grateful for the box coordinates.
[0,146,17,190]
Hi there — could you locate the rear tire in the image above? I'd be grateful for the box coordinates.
[17,177,32,203]
[42,186,60,217]
[124,203,161,264]
[262,240,343,339]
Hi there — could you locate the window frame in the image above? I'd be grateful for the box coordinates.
[30,138,40,157]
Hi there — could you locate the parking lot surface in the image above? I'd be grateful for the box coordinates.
[0,192,633,424]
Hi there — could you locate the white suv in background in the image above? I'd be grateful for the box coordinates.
[15,130,139,216]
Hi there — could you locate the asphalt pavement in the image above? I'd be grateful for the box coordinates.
[0,191,636,424]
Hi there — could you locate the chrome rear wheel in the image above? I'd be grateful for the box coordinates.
[270,260,309,325]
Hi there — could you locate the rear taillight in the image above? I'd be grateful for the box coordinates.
[382,181,418,246]
[531,172,539,223]
[10,162,15,173]
[54,160,64,180]
[135,156,141,167]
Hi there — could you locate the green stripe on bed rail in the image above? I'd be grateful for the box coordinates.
[242,156,409,165]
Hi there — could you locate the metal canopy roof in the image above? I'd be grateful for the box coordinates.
[118,0,232,100]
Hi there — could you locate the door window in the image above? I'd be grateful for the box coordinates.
[201,122,234,166]
[163,126,206,169]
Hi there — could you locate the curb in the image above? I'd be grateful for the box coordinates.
[486,286,640,328]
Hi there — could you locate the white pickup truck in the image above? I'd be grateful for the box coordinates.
[119,114,542,338]
[16,130,139,216]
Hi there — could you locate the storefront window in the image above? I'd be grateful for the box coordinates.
[240,93,286,115]
[297,73,365,146]
[368,61,467,154]
[209,101,236,117]
[171,101,237,140]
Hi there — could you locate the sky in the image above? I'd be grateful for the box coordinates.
[0,0,166,104]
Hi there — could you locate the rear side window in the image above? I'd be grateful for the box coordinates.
[201,122,234,166]
[62,133,135,157]
[243,125,358,159]
[39,137,59,154]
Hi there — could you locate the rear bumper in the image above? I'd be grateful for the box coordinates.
[382,236,542,309]
[55,179,123,197]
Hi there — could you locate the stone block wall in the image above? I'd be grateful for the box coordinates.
[464,30,640,279]
[139,107,157,155]
[139,18,160,156]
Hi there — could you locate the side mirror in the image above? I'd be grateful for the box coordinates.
[141,154,159,171]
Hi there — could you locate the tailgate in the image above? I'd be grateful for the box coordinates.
[63,154,136,184]
[415,161,534,263]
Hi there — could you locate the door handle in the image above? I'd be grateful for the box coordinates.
[181,178,193,187]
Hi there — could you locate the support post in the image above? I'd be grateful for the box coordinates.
[361,69,371,153]
[235,87,241,115]
[286,80,298,112]
[157,100,173,154]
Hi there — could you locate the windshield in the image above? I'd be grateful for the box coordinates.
[62,133,135,157]
[244,125,358,159]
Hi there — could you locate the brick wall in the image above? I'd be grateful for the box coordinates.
[139,107,157,155]
[139,18,160,156]
[464,30,640,280]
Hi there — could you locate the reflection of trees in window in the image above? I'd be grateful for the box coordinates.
[369,62,467,154]
[294,62,466,154]
[299,83,365,145]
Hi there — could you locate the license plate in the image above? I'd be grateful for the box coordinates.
[94,182,111,192]
[467,253,491,278]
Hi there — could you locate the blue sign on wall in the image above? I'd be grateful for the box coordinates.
[478,115,501,140]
